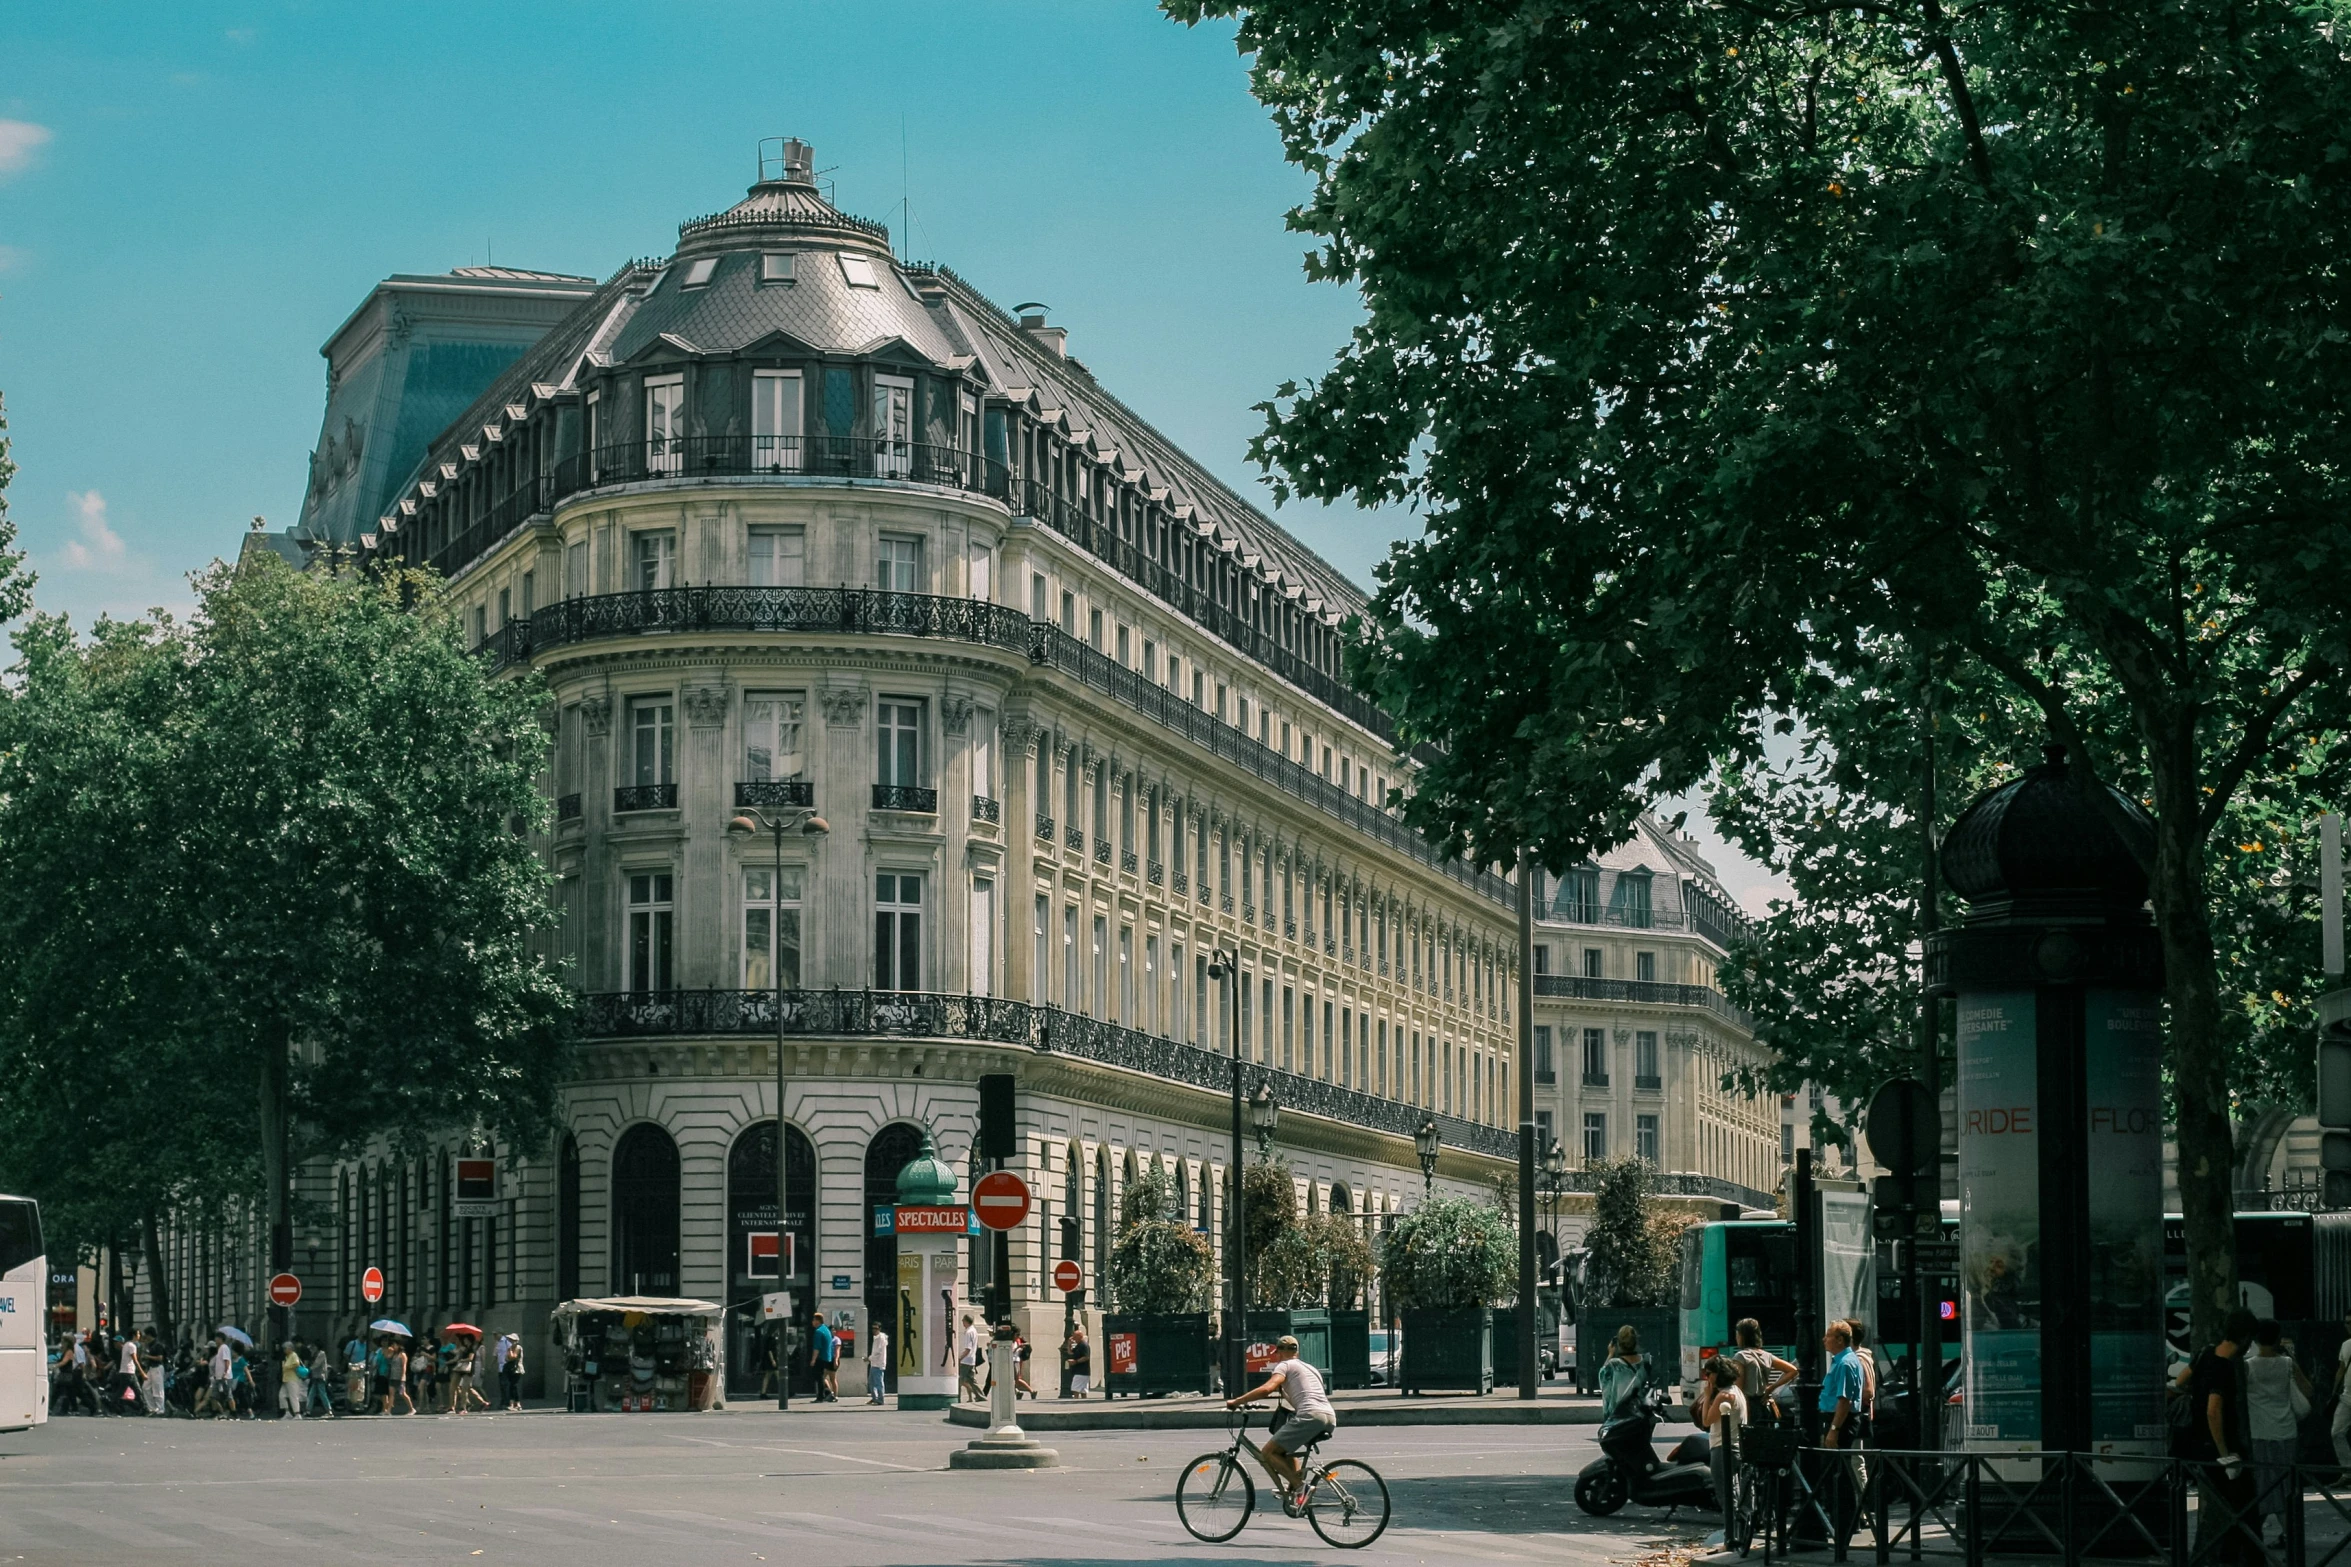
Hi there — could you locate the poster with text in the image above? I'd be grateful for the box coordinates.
[2086,989,2167,1452]
[1958,991,2039,1448]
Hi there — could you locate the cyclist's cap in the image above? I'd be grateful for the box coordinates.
[1275,1335,1299,1352]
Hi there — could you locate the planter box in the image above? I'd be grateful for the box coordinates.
[1400,1306,1493,1395]
[1241,1308,1332,1379]
[1101,1312,1214,1398]
[1328,1309,1372,1390]
[1575,1305,1679,1398]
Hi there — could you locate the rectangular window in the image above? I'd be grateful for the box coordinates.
[1636,1114,1659,1166]
[520,571,534,616]
[1377,1020,1388,1095]
[1340,1009,1352,1086]
[760,252,796,283]
[970,708,995,807]
[877,534,924,592]
[1411,1031,1422,1103]
[1533,1025,1555,1082]
[839,253,879,288]
[742,691,805,780]
[1583,1112,1608,1165]
[1092,916,1108,1018]
[1239,974,1252,1056]
[1116,623,1130,665]
[1089,607,1104,650]
[873,872,923,990]
[1582,1027,1609,1086]
[1557,866,1601,922]
[1533,944,1549,975]
[1323,1001,1335,1082]
[1193,952,1207,1047]
[1144,933,1160,1033]
[1119,924,1134,1022]
[1283,986,1296,1072]
[1031,572,1049,621]
[1034,894,1050,1005]
[1636,1030,1660,1086]
[630,696,674,786]
[749,525,806,586]
[1536,1108,1555,1154]
[751,370,803,471]
[1141,639,1156,683]
[877,699,921,786]
[872,375,913,476]
[626,872,675,994]
[967,540,992,601]
[1060,590,1076,634]
[566,539,587,599]
[1636,950,1657,983]
[632,529,677,592]
[742,865,804,990]
[969,877,994,998]
[1063,906,1078,1012]
[645,376,685,474]
[1264,979,1277,1066]
[1583,947,1604,979]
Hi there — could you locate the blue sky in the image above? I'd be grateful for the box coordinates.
[0,2,1785,911]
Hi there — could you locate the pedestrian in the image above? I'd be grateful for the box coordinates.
[307,1341,334,1417]
[230,1345,255,1418]
[453,1335,490,1413]
[2330,1311,2351,1471]
[437,1333,462,1412]
[497,1334,525,1410]
[383,1338,415,1416]
[2193,1307,2264,1567]
[958,1315,983,1403]
[142,1333,168,1415]
[279,1341,306,1417]
[1818,1322,1866,1544]
[113,1330,145,1416]
[810,1316,837,1402]
[1064,1326,1092,1399]
[1698,1356,1750,1541]
[1599,1324,1648,1419]
[1731,1317,1797,1420]
[1014,1331,1034,1399]
[867,1325,890,1404]
[206,1335,235,1418]
[2246,1317,2313,1546]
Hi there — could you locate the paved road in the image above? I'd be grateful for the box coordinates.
[0,1407,1711,1566]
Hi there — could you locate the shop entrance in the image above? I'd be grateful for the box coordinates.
[863,1122,926,1394]
[724,1119,817,1401]
[611,1124,680,1296]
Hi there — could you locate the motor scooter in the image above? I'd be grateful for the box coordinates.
[1574,1384,1717,1517]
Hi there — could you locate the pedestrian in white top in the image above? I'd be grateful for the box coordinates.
[1224,1333,1338,1510]
[2246,1318,2313,1544]
[866,1328,890,1403]
[2331,1311,2351,1470]
[957,1316,983,1403]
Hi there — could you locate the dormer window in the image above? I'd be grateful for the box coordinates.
[838,253,879,289]
[760,252,796,283]
[679,256,719,289]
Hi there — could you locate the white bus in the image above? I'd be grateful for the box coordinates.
[0,1193,46,1432]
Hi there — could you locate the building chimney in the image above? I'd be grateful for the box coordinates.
[1014,302,1066,359]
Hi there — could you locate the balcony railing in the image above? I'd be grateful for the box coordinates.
[735,778,814,809]
[1035,815,1054,841]
[577,987,1519,1161]
[1094,839,1113,865]
[566,436,1010,502]
[971,794,1001,824]
[1533,973,1754,1030]
[614,783,678,813]
[1120,849,1138,875]
[1542,900,1751,951]
[1582,1071,1611,1088]
[1635,1074,1663,1092]
[483,588,1518,911]
[556,793,583,822]
[871,783,938,813]
[1067,828,1086,855]
[1147,860,1165,887]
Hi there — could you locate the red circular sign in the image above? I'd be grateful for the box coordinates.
[360,1266,384,1304]
[971,1171,1033,1232]
[268,1273,302,1307]
[1052,1258,1083,1293]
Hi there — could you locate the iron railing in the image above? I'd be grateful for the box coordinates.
[872,783,938,813]
[556,793,583,822]
[613,783,678,813]
[1544,898,1752,951]
[561,436,1013,499]
[1035,815,1054,841]
[971,795,1001,824]
[577,987,1519,1160]
[735,779,814,809]
[1534,972,1754,1029]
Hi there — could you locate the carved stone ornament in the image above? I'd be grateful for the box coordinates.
[579,695,613,737]
[820,686,866,727]
[1000,716,1036,754]
[682,685,730,728]
[942,695,974,735]
[1665,1030,1701,1051]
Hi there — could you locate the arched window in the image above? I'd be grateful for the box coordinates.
[727,1119,816,1398]
[1174,1160,1190,1224]
[1329,1182,1351,1214]
[557,1134,581,1301]
[1092,1146,1110,1294]
[610,1123,681,1296]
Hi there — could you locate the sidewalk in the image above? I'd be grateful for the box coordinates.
[939,1379,1632,1430]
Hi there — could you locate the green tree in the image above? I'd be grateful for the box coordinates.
[0,556,572,1333]
[0,392,33,626]
[1581,1157,1687,1310]
[1171,0,2351,1345]
[1109,1167,1217,1314]
[1380,1194,1516,1311]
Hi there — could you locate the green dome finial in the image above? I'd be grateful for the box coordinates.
[894,1129,958,1205]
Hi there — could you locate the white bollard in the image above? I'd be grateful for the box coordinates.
[949,1329,1059,1469]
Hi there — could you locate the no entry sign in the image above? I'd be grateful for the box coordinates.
[1052,1258,1083,1293]
[971,1170,1032,1231]
[268,1273,302,1308]
[360,1265,384,1304]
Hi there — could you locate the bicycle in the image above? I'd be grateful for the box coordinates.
[1176,1408,1392,1549]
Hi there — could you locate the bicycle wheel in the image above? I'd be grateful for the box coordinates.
[1177,1451,1256,1543]
[1306,1459,1392,1549]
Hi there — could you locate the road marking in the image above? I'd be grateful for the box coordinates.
[1004,1512,1176,1541]
[656,1431,924,1470]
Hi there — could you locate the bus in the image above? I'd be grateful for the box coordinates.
[1677,1191,1879,1399]
[0,1194,46,1432]
[2162,1211,2351,1367]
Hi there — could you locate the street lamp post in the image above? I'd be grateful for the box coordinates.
[727,805,829,1412]
[1248,1081,1279,1163]
[1207,949,1245,1397]
[1414,1119,1441,1199]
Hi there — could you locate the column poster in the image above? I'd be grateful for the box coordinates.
[2085,990,2167,1454]
[928,1249,957,1380]
[896,1251,923,1378]
[1958,991,2039,1450]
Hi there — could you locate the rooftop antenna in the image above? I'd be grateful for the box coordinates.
[901,114,910,262]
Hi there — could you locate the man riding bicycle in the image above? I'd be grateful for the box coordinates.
[1224,1334,1338,1508]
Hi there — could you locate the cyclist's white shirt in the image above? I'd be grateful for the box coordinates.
[1270,1357,1336,1425]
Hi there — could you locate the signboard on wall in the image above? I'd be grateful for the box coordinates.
[452,1157,501,1219]
[747,1231,792,1280]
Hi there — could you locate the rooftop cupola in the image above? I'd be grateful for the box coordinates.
[676,136,892,255]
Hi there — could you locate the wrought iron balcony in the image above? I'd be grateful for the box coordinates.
[1120,850,1138,876]
[871,783,938,814]
[575,987,1521,1162]
[1535,1068,1557,1085]
[1635,1074,1663,1092]
[1147,860,1165,887]
[565,435,1011,502]
[1035,815,1054,841]
[1582,1072,1611,1088]
[614,783,678,813]
[735,778,814,809]
[1531,973,1753,1030]
[556,793,583,822]
[1094,839,1112,865]
[1068,829,1085,855]
[971,794,1001,824]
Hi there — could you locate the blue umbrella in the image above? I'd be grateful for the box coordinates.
[369,1318,413,1338]
[216,1325,253,1348]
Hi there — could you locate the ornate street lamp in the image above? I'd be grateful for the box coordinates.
[1540,1136,1569,1258]
[1248,1081,1279,1162]
[1414,1118,1441,1197]
[727,806,829,1410]
[1206,948,1246,1398]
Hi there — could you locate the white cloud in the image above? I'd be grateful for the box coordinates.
[60,490,127,569]
[0,120,52,179]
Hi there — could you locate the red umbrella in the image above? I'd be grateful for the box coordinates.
[442,1323,483,1337]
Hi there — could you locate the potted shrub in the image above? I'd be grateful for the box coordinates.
[1570,1156,1687,1399]
[1103,1166,1216,1397]
[1320,1215,1379,1389]
[1238,1162,1328,1376]
[1381,1195,1515,1394]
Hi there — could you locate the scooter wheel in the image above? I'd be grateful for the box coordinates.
[1575,1468,1628,1516]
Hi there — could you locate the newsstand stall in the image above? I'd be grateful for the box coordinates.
[551,1297,724,1412]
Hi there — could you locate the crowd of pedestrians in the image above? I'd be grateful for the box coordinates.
[48,1323,529,1418]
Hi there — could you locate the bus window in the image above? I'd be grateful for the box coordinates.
[1726,1227,1798,1347]
[1681,1227,1704,1313]
[0,1200,39,1279]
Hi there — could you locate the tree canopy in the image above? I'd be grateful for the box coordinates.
[1171,0,2351,1342]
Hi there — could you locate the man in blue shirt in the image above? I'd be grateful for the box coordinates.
[1819,1321,1864,1448]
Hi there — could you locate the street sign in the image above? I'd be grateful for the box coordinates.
[759,1291,794,1321]
[894,1205,968,1234]
[1865,1078,1940,1176]
[1053,1258,1083,1293]
[1905,1241,1961,1273]
[972,1170,1032,1231]
[268,1273,302,1308]
[360,1266,384,1304]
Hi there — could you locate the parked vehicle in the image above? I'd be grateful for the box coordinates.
[1574,1384,1716,1518]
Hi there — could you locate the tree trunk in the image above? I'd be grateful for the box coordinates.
[2149,755,2237,1351]
[258,1026,292,1363]
[142,1211,175,1346]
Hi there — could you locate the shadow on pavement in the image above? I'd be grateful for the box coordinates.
[1380,1471,1718,1540]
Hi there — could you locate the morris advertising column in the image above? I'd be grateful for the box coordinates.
[1927,744,2164,1459]
[890,1132,967,1411]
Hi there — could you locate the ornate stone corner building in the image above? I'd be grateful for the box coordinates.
[222,144,1535,1398]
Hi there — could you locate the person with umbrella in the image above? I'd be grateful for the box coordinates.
[369,1321,414,1416]
[443,1325,490,1413]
